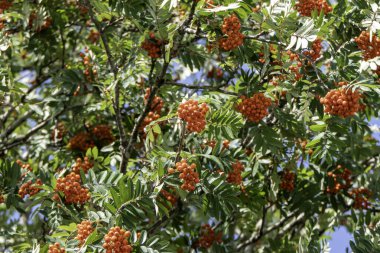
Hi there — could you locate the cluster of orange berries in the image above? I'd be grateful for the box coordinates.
[16,159,33,178]
[28,12,53,32]
[92,124,116,146]
[161,188,177,205]
[51,122,66,142]
[202,139,229,150]
[103,226,132,253]
[207,67,223,79]
[226,161,244,185]
[76,220,94,245]
[287,51,303,80]
[303,39,322,62]
[141,32,163,58]
[219,14,244,51]
[335,81,348,87]
[69,125,114,152]
[198,224,222,249]
[19,179,43,198]
[295,0,332,17]
[349,188,371,209]
[56,172,90,204]
[72,157,93,174]
[48,243,66,253]
[169,159,200,192]
[280,170,295,192]
[139,112,161,134]
[355,31,380,61]
[79,50,97,82]
[0,0,12,10]
[144,88,164,114]
[326,166,352,194]
[236,94,271,123]
[87,29,100,44]
[178,99,209,133]
[320,87,362,118]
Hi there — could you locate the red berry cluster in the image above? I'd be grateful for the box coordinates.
[79,50,97,83]
[207,67,223,79]
[198,224,222,249]
[56,172,90,204]
[92,124,115,146]
[103,226,132,253]
[178,99,209,133]
[335,81,348,87]
[280,170,295,192]
[236,94,271,123]
[295,0,332,17]
[355,31,380,61]
[303,39,322,62]
[171,159,200,192]
[349,188,372,209]
[326,165,352,194]
[287,51,303,80]
[16,159,33,178]
[76,220,94,245]
[139,111,160,134]
[68,132,95,152]
[141,32,163,58]
[72,157,93,174]
[19,179,42,198]
[0,0,12,10]
[48,243,66,253]
[144,88,164,114]
[219,14,244,51]
[226,161,244,185]
[160,188,177,205]
[51,122,66,142]
[320,87,362,118]
[87,29,100,44]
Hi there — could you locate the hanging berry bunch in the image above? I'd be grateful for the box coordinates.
[87,29,100,44]
[303,38,322,62]
[197,224,222,249]
[207,67,223,79]
[0,0,12,11]
[319,87,362,118]
[280,170,295,192]
[236,93,272,123]
[103,226,132,253]
[295,0,332,17]
[144,88,164,114]
[226,161,244,185]
[139,111,161,134]
[170,159,200,192]
[286,51,303,80]
[48,243,65,253]
[141,32,163,58]
[56,172,90,204]
[219,14,244,51]
[349,188,372,209]
[91,124,115,146]
[18,179,43,198]
[79,50,98,82]
[326,165,352,194]
[76,220,94,245]
[178,99,209,133]
[16,160,33,178]
[160,188,178,205]
[355,31,380,61]
[68,132,95,152]
[72,157,93,174]
[335,81,348,87]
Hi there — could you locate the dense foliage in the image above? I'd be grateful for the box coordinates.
[1,0,380,252]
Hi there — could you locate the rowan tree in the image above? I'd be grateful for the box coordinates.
[1,0,380,252]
